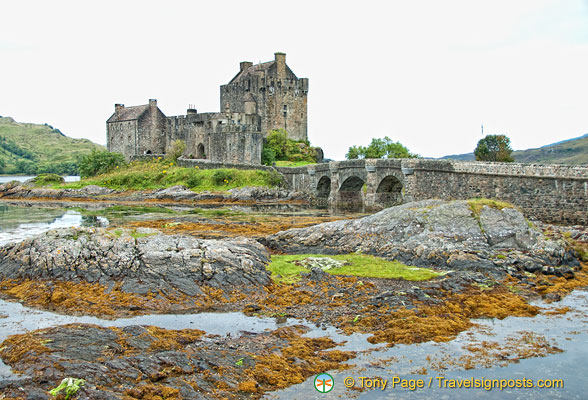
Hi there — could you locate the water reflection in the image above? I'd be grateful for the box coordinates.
[0,206,108,246]
[0,175,80,183]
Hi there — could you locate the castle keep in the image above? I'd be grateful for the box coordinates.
[107,53,308,165]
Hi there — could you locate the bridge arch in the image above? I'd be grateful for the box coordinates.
[337,175,365,211]
[375,175,403,208]
[316,175,331,208]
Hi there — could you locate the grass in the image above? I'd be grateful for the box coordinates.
[275,160,315,167]
[60,159,283,191]
[267,254,442,284]
[513,133,588,165]
[111,228,157,239]
[31,173,64,186]
[467,198,514,217]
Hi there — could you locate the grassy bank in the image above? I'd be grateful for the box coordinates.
[268,254,441,283]
[60,159,283,191]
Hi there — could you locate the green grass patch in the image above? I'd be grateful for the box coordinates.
[275,160,315,167]
[59,159,284,191]
[467,198,515,217]
[268,254,441,284]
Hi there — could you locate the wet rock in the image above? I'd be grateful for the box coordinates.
[265,200,577,275]
[544,292,562,302]
[301,267,330,281]
[542,266,556,275]
[0,227,271,297]
[555,266,575,279]
[79,185,115,195]
[0,324,354,400]
[243,304,261,313]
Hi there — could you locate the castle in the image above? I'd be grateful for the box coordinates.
[107,53,308,165]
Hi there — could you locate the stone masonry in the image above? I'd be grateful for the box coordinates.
[106,53,308,164]
[279,159,588,225]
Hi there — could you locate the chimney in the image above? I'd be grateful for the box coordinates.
[115,104,124,117]
[240,61,253,71]
[149,99,158,117]
[275,52,286,79]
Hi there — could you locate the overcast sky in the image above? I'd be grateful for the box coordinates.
[1,0,587,160]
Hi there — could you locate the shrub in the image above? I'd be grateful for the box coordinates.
[266,169,285,187]
[32,173,65,186]
[262,129,318,166]
[212,169,234,185]
[78,150,126,178]
[186,173,203,188]
[261,147,276,165]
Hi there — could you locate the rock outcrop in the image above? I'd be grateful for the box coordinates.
[264,200,579,277]
[0,227,271,296]
[0,181,306,203]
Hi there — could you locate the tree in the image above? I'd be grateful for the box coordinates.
[346,136,418,159]
[78,150,126,178]
[0,158,5,173]
[261,129,319,165]
[474,135,514,162]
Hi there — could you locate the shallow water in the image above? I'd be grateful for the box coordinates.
[0,205,108,246]
[0,298,306,380]
[0,175,80,183]
[268,290,588,400]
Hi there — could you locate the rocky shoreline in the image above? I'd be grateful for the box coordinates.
[0,181,308,205]
[0,198,586,399]
[264,199,580,278]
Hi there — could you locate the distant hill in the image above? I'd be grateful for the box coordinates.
[0,116,104,175]
[441,134,588,165]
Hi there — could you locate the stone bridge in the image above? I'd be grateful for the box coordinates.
[277,159,588,225]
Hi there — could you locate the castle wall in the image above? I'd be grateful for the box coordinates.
[136,105,166,155]
[107,120,137,161]
[206,130,263,164]
[166,112,262,164]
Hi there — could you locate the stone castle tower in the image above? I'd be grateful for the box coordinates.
[221,52,309,141]
[107,52,308,164]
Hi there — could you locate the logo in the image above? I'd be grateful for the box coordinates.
[314,373,334,393]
